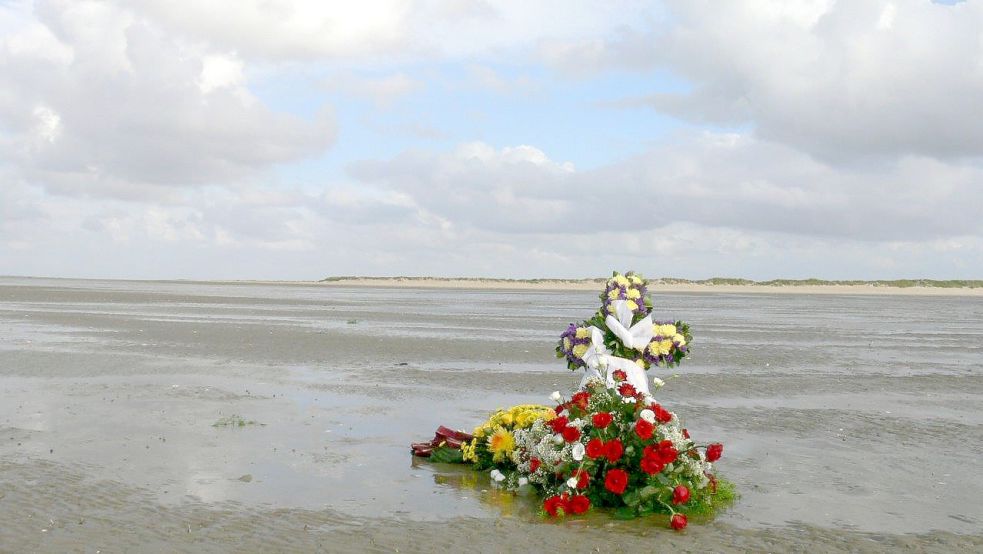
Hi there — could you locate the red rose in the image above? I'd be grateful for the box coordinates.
[591,412,613,429]
[529,457,541,473]
[568,494,590,515]
[576,470,590,489]
[548,416,569,433]
[670,513,687,531]
[586,438,605,459]
[657,440,678,464]
[604,468,629,495]
[672,485,690,505]
[554,405,564,415]
[562,426,581,443]
[640,456,665,475]
[634,419,655,440]
[604,439,624,463]
[571,391,590,411]
[653,404,672,423]
[706,443,723,462]
[543,494,568,517]
[617,383,637,397]
[612,369,627,382]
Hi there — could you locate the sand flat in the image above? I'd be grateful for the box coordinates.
[1,277,982,552]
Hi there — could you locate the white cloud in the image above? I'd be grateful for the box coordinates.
[637,0,983,161]
[325,72,423,107]
[0,0,335,197]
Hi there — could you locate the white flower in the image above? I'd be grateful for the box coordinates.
[566,477,578,488]
[550,391,563,403]
[559,409,570,418]
[518,477,529,486]
[652,377,665,388]
[552,433,565,445]
[639,409,656,424]
[571,442,586,461]
[490,469,505,483]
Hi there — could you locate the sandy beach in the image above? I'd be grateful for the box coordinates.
[319,277,983,296]
[1,277,982,552]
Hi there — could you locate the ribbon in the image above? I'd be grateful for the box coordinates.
[604,299,653,351]
[577,323,651,396]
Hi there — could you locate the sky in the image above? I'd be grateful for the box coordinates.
[1,0,982,281]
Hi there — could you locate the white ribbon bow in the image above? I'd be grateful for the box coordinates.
[604,299,654,352]
[580,326,609,369]
[578,323,651,396]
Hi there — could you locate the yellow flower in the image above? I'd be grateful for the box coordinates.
[629,274,642,285]
[461,439,478,462]
[626,300,638,312]
[673,333,686,347]
[627,289,641,300]
[659,339,673,355]
[607,289,621,300]
[562,337,571,350]
[655,324,677,337]
[572,343,588,359]
[614,275,630,286]
[487,427,515,462]
[574,327,590,339]
[499,412,513,426]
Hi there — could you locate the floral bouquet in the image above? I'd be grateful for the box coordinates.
[412,271,733,530]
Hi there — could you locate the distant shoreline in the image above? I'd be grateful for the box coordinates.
[319,276,983,296]
[3,275,982,296]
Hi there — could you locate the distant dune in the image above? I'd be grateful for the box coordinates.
[319,276,983,295]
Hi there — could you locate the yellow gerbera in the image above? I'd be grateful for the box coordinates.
[487,427,515,462]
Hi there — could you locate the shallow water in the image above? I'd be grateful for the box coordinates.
[1,277,981,552]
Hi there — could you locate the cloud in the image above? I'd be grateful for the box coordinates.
[325,72,423,107]
[117,0,658,63]
[0,0,334,197]
[347,135,983,242]
[639,0,983,161]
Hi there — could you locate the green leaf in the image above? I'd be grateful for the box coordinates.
[640,485,659,499]
[623,490,641,507]
[428,446,465,464]
[612,506,638,520]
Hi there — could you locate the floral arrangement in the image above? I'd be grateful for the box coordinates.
[412,271,733,531]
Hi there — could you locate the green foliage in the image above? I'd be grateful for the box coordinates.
[212,414,260,428]
[429,446,465,464]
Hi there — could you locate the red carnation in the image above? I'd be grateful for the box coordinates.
[586,438,605,459]
[543,494,568,517]
[682,428,690,439]
[604,468,629,495]
[576,470,590,489]
[554,405,564,415]
[657,440,678,464]
[634,419,655,440]
[672,485,690,505]
[618,383,637,397]
[612,369,627,382]
[562,426,581,443]
[653,404,673,423]
[529,457,541,473]
[591,412,613,429]
[670,513,688,531]
[548,416,569,433]
[604,439,624,463]
[640,456,665,475]
[568,494,590,515]
[706,443,723,462]
[571,391,590,411]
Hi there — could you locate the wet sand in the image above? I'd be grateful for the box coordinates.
[1,277,981,552]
